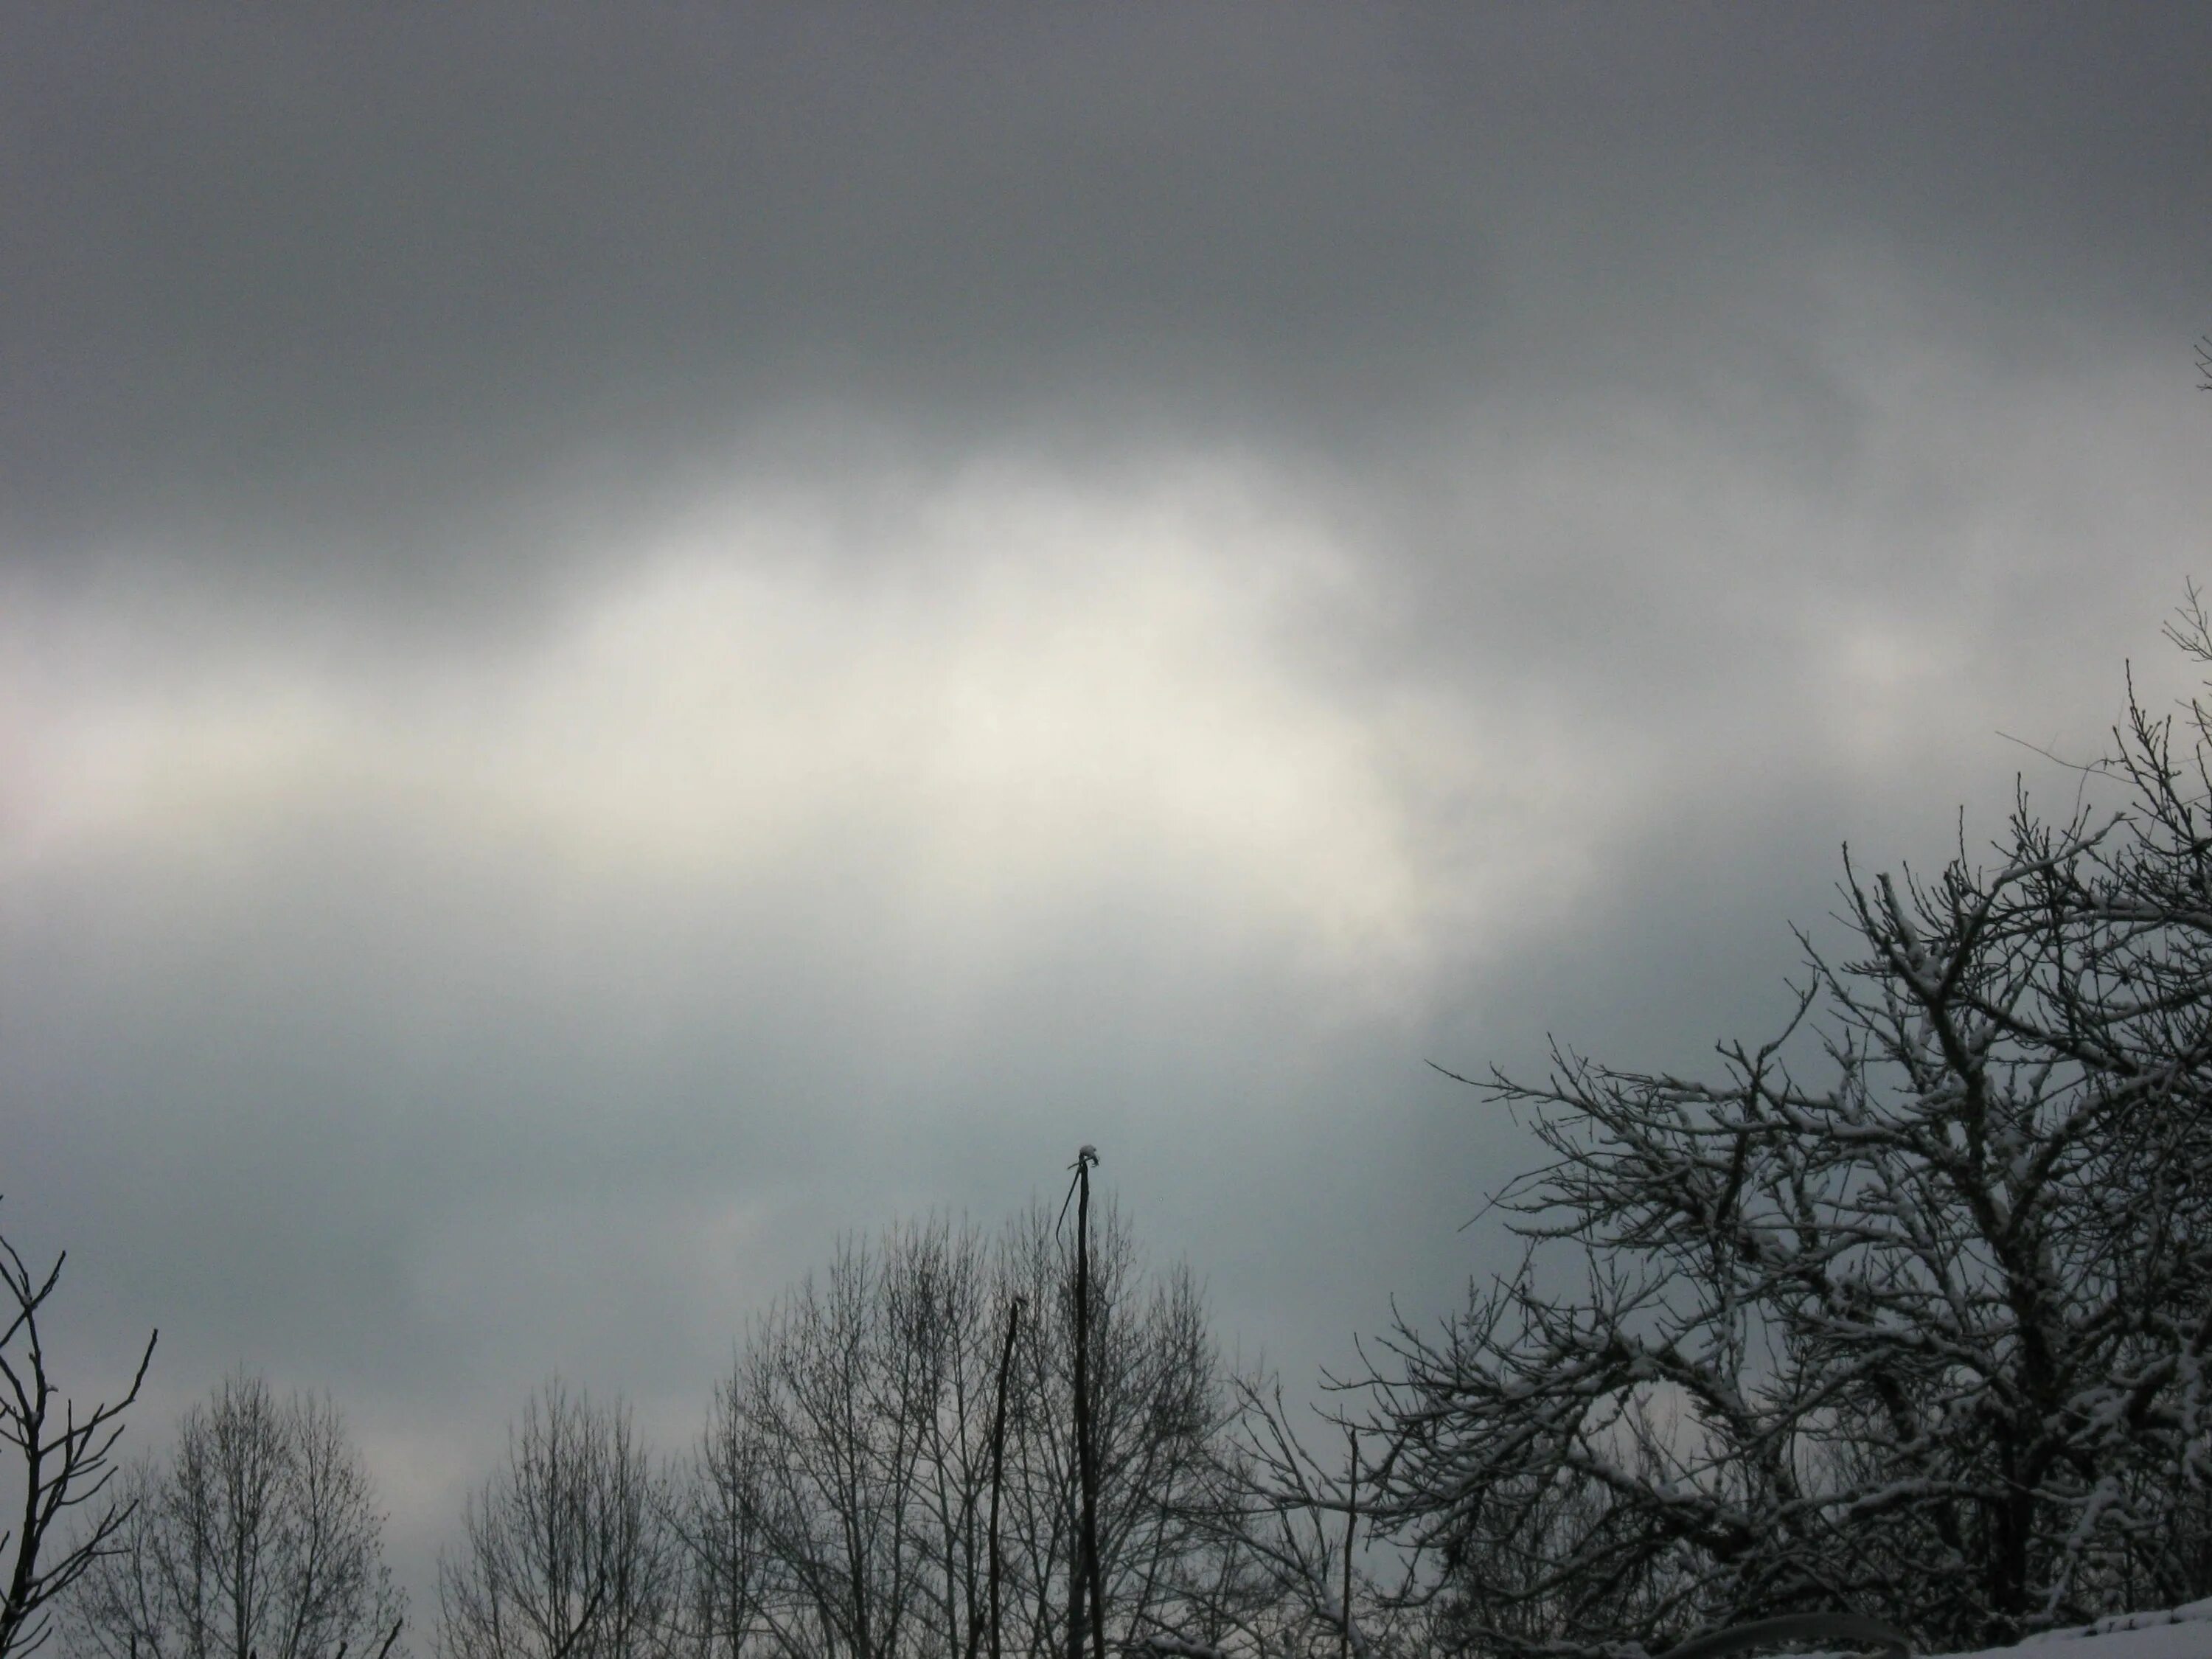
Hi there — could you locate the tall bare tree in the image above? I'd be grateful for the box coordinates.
[708,1220,976,1659]
[682,1206,1245,1659]
[65,1371,403,1659]
[0,1207,156,1659]
[437,1382,676,1659]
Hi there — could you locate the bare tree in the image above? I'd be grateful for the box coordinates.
[704,1220,978,1659]
[990,1202,1239,1659]
[0,1207,156,1659]
[670,1382,773,1659]
[1210,1388,1408,1659]
[1343,617,2212,1656]
[683,1206,1245,1659]
[65,1371,403,1659]
[437,1382,676,1659]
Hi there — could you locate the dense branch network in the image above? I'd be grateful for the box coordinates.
[1332,635,2212,1657]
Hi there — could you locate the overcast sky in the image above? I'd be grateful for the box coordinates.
[4,1,2209,1630]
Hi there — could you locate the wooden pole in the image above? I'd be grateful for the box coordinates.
[1073,1151,1106,1659]
[985,1295,1023,1659]
[1340,1431,1358,1659]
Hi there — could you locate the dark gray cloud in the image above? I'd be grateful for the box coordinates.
[4,1,2209,1632]
[6,5,2204,600]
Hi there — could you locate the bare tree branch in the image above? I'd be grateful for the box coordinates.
[0,1202,157,1659]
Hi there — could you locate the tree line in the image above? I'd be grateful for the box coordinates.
[437,1201,1263,1659]
[8,605,2212,1659]
[10,1199,1332,1659]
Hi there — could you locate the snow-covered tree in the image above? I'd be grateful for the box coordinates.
[1354,616,2212,1657]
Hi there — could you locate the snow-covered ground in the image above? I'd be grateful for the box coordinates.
[1928,1601,2212,1659]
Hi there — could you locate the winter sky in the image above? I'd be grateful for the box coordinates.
[4,1,2209,1624]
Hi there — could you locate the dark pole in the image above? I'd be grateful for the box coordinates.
[1072,1149,1106,1659]
[985,1295,1023,1659]
[1340,1431,1357,1659]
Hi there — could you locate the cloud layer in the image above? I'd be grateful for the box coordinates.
[5,1,2209,1626]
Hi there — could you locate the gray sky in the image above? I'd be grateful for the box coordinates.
[4,1,2209,1630]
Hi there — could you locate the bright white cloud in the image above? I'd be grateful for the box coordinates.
[5,460,1635,1023]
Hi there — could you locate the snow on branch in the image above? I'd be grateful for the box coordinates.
[1328,622,2212,1658]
